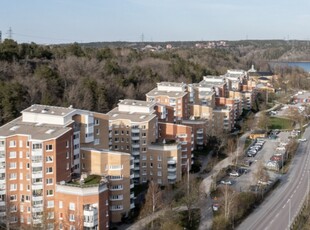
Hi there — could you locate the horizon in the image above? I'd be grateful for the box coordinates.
[1,0,310,44]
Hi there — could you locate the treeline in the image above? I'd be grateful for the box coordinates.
[1,39,310,126]
[0,39,242,125]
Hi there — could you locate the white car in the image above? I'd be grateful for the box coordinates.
[229,171,240,177]
[221,180,232,185]
[298,139,307,142]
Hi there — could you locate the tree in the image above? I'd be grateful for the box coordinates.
[180,175,200,227]
[220,184,237,221]
[139,181,163,228]
[253,160,269,184]
[257,112,270,131]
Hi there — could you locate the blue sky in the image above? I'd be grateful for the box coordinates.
[1,0,310,44]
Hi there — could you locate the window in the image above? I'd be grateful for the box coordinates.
[142,162,147,167]
[46,167,53,174]
[9,173,17,180]
[19,151,23,158]
[46,178,53,185]
[10,195,17,201]
[26,163,30,169]
[26,141,29,148]
[9,162,16,169]
[46,156,53,162]
[45,144,53,151]
[32,143,42,149]
[20,173,23,179]
[96,129,100,135]
[66,141,69,148]
[158,163,162,169]
[95,119,99,125]
[9,140,16,147]
[157,155,162,161]
[114,130,119,135]
[150,163,153,168]
[66,152,69,159]
[142,132,146,137]
[10,184,17,191]
[46,190,53,196]
[82,163,85,169]
[142,155,147,160]
[66,163,69,170]
[69,202,75,210]
[59,213,63,219]
[59,201,63,208]
[47,200,54,208]
[27,206,31,212]
[48,212,54,219]
[69,214,75,222]
[157,178,162,184]
[157,171,162,176]
[10,205,17,212]
[9,151,16,158]
[150,155,153,160]
[20,184,23,191]
[20,205,24,212]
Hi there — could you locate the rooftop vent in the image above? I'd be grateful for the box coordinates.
[9,126,20,131]
[45,129,55,134]
[41,108,49,113]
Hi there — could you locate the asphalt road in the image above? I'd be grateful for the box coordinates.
[238,127,310,230]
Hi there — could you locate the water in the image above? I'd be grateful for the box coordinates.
[270,61,310,72]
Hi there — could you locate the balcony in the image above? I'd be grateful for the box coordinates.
[131,128,140,134]
[168,167,176,172]
[0,154,5,162]
[181,155,187,159]
[132,150,140,156]
[181,141,187,145]
[134,173,140,178]
[0,201,5,206]
[32,183,43,190]
[132,143,140,148]
[32,171,43,178]
[130,193,135,199]
[0,190,5,195]
[32,219,42,225]
[32,150,43,156]
[0,167,5,174]
[130,164,134,169]
[134,166,140,171]
[167,160,176,165]
[196,135,203,140]
[134,159,140,163]
[0,211,5,217]
[32,196,43,202]
[130,203,135,209]
[167,174,177,180]
[182,148,187,152]
[197,141,204,145]
[130,173,134,179]
[32,162,43,167]
[132,136,140,141]
[130,184,134,189]
[32,206,43,212]
[196,129,203,134]
[191,154,194,158]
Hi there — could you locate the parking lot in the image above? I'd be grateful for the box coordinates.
[219,131,291,192]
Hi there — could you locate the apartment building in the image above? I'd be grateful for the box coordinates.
[158,123,193,169]
[146,142,182,185]
[107,99,158,184]
[146,82,189,122]
[80,148,134,222]
[213,106,234,134]
[0,104,116,229]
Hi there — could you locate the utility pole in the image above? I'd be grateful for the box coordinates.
[7,27,12,40]
[0,31,2,43]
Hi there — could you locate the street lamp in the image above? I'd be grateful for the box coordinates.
[288,198,291,228]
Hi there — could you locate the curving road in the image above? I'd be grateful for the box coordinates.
[238,126,310,230]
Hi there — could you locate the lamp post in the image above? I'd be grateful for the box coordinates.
[288,198,291,228]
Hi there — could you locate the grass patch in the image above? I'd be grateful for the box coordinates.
[269,117,293,130]
[244,138,253,151]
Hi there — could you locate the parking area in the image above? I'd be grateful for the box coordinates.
[218,131,291,192]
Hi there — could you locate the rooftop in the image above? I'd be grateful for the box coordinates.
[22,104,76,117]
[0,116,72,140]
[107,107,157,123]
[146,88,188,98]
[118,99,154,107]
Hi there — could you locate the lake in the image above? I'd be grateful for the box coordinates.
[270,61,310,72]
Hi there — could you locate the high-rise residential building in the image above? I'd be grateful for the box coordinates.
[146,82,189,123]
[107,99,158,184]
[158,122,193,169]
[0,104,118,229]
[80,148,134,222]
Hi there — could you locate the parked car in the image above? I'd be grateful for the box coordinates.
[221,180,233,185]
[229,171,240,177]
[298,138,307,142]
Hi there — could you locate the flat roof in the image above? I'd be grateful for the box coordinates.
[157,82,187,87]
[118,99,155,107]
[0,117,72,140]
[107,107,157,123]
[81,147,131,156]
[146,88,188,98]
[22,104,76,117]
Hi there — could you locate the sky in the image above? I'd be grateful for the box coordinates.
[1,0,310,44]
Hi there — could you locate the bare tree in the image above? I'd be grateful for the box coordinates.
[253,160,269,184]
[220,185,237,221]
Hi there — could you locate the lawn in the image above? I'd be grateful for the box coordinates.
[268,117,293,130]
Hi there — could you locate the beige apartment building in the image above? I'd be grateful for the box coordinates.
[107,99,158,184]
[146,142,182,185]
[146,82,189,122]
[80,148,134,223]
[158,123,193,170]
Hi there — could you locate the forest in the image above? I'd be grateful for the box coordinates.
[1,39,310,126]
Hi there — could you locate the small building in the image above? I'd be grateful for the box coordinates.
[249,130,266,139]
